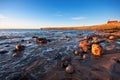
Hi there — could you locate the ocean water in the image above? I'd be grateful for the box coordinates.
[0,29,94,80]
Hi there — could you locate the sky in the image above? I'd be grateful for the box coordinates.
[0,0,120,29]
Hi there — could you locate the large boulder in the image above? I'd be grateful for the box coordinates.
[91,44,102,57]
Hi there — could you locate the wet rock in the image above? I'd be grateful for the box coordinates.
[63,35,69,39]
[78,40,90,53]
[61,56,71,68]
[74,50,81,56]
[65,65,74,74]
[61,56,71,62]
[109,35,115,40]
[0,50,8,54]
[15,44,25,51]
[32,36,38,38]
[34,37,48,44]
[12,53,19,58]
[61,60,70,68]
[91,44,102,57]
[92,37,99,44]
[21,39,25,42]
[84,36,89,40]
[82,54,89,59]
[4,45,10,47]
[26,41,31,44]
[77,33,82,38]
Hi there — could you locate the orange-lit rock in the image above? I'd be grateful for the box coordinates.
[109,35,115,40]
[15,44,25,51]
[79,40,90,52]
[91,44,102,56]
[84,36,89,40]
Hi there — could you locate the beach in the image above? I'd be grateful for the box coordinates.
[0,29,120,80]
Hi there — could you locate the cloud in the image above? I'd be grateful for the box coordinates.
[0,14,8,19]
[71,17,86,20]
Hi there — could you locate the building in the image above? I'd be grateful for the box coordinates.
[107,20,118,24]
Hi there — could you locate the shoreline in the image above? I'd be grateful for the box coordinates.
[41,23,120,30]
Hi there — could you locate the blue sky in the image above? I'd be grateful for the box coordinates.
[0,0,120,29]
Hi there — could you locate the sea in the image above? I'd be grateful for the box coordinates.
[0,29,94,80]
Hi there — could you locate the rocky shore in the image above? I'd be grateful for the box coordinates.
[0,29,120,80]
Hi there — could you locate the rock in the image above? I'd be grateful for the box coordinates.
[15,44,25,51]
[12,53,19,58]
[74,50,80,56]
[84,36,89,40]
[61,60,69,68]
[65,65,74,74]
[61,56,71,62]
[0,50,8,54]
[61,56,71,68]
[82,54,89,59]
[78,40,90,52]
[77,33,82,38]
[32,36,38,38]
[91,44,102,57]
[34,37,47,44]
[63,35,69,39]
[21,39,25,42]
[26,41,31,44]
[109,35,115,40]
[92,37,99,44]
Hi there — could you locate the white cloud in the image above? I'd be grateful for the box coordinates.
[71,17,86,20]
[0,14,8,19]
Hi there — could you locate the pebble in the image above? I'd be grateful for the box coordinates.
[109,35,115,40]
[65,65,74,74]
[74,50,80,56]
[15,44,25,51]
[12,53,19,58]
[82,54,89,59]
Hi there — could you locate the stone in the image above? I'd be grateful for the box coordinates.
[91,44,102,57]
[109,35,115,40]
[65,65,74,74]
[78,40,90,52]
[82,54,89,59]
[12,53,19,58]
[15,44,25,51]
[61,60,69,68]
[34,37,47,44]
[74,50,80,55]
[84,36,89,40]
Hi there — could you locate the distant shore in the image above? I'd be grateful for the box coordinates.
[41,23,120,30]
